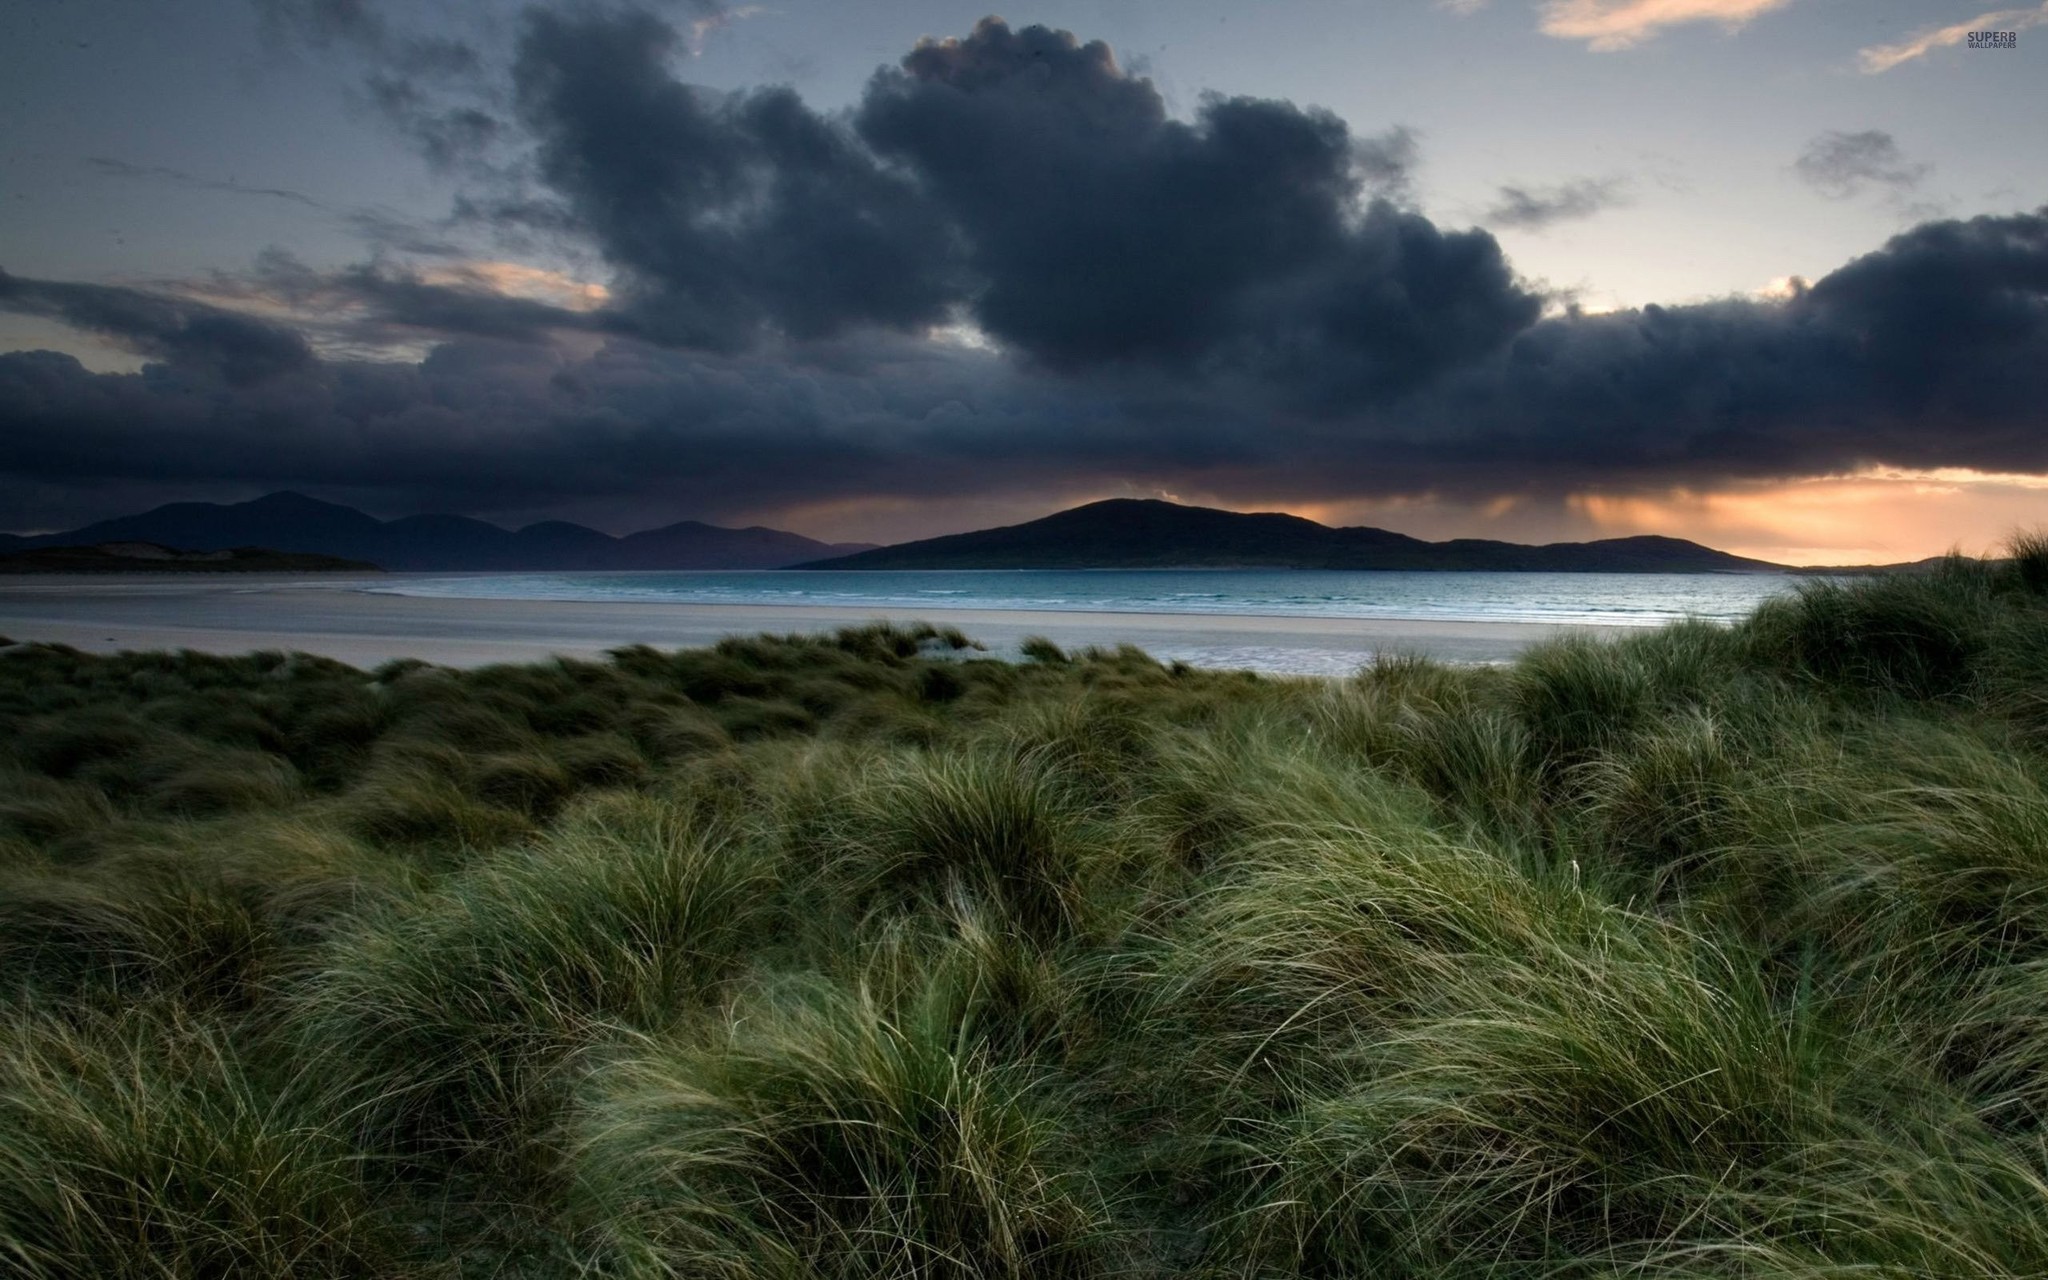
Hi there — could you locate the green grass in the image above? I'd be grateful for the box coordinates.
[0,1003,389,1279]
[291,793,780,1174]
[10,588,2048,1275]
[569,968,1116,1278]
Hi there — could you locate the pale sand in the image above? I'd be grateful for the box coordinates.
[0,574,1631,675]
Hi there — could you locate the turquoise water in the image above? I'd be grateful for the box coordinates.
[368,568,1801,628]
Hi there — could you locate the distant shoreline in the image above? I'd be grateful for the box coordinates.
[0,543,381,575]
[0,574,1639,674]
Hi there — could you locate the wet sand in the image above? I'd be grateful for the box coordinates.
[0,574,1632,674]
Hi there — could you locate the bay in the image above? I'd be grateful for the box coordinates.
[368,568,1802,629]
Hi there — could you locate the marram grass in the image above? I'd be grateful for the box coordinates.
[7,580,2048,1275]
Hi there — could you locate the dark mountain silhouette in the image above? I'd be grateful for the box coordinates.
[801,498,1790,572]
[0,492,873,571]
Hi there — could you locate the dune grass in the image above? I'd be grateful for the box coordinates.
[8,575,2048,1275]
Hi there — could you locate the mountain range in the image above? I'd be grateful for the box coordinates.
[801,499,1788,572]
[0,492,874,571]
[2,492,1800,574]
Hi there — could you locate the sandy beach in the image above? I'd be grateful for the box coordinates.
[0,574,1631,674]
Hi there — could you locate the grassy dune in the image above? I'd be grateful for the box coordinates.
[7,546,2048,1276]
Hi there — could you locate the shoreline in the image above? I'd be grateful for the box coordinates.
[0,573,1639,674]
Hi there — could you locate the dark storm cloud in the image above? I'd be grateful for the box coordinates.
[1794,130,1930,201]
[1483,177,1628,230]
[511,7,964,349]
[482,12,1532,400]
[8,13,2048,531]
[8,207,2048,527]
[247,7,1539,398]
[1369,207,2048,493]
[0,329,1172,530]
[853,19,1540,398]
[1802,207,2048,402]
[0,270,315,387]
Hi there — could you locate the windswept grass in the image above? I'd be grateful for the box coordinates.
[570,968,1117,1278]
[0,1004,389,1279]
[7,589,2048,1275]
[794,745,1116,942]
[292,793,780,1173]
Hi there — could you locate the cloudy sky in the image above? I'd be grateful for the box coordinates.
[1,0,2043,562]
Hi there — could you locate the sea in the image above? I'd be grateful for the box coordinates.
[369,569,1803,642]
[348,569,1827,675]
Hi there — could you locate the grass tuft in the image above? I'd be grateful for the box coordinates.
[569,975,1117,1279]
[292,794,780,1170]
[0,1005,388,1279]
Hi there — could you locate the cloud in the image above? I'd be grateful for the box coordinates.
[88,155,500,268]
[323,265,608,344]
[253,0,761,180]
[343,209,471,258]
[492,13,1538,399]
[1483,177,1629,229]
[7,206,2048,531]
[1354,125,1422,200]
[1538,0,1796,50]
[418,262,610,312]
[1859,3,2048,73]
[1800,206,2048,389]
[0,327,1156,532]
[1793,130,1930,200]
[86,157,328,210]
[362,76,506,172]
[170,251,610,352]
[511,7,965,350]
[0,270,315,387]
[1374,207,2048,495]
[854,19,1539,397]
[254,0,512,180]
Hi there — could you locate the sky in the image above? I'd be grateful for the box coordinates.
[0,0,2044,563]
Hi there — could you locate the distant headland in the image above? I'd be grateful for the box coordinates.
[7,492,1957,575]
[800,498,1789,573]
